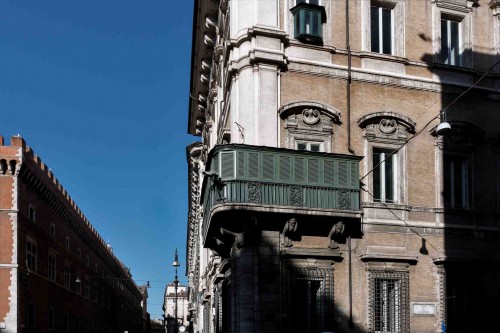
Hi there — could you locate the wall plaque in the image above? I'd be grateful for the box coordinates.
[412,303,436,316]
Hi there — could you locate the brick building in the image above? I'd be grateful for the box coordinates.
[0,135,143,333]
[186,0,500,333]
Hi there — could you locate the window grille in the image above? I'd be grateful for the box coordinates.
[204,302,212,333]
[369,270,409,333]
[290,268,333,333]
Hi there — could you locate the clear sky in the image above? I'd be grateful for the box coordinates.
[0,0,195,319]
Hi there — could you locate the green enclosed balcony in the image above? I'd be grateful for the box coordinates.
[201,144,362,240]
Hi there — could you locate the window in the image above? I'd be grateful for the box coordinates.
[64,263,71,288]
[48,252,56,281]
[26,238,37,272]
[291,0,326,44]
[75,273,81,294]
[49,223,55,238]
[77,248,81,261]
[48,307,55,331]
[296,141,322,152]
[65,236,70,251]
[85,255,90,267]
[441,15,461,66]
[63,312,70,332]
[95,263,98,273]
[83,279,90,298]
[362,0,403,59]
[373,148,397,203]
[371,4,393,54]
[27,303,35,330]
[369,270,409,333]
[280,103,341,154]
[29,204,36,222]
[443,153,469,208]
[290,268,333,333]
[432,1,471,68]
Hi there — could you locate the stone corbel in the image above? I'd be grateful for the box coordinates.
[282,217,299,248]
[491,0,500,15]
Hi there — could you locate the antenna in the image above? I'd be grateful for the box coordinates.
[234,122,245,143]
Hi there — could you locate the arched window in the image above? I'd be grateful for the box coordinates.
[279,101,341,153]
[358,111,416,205]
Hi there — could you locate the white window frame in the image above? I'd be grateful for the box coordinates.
[362,0,404,57]
[440,15,462,66]
[372,148,398,203]
[295,140,324,152]
[26,237,37,272]
[48,252,56,282]
[432,1,472,68]
[370,4,394,54]
[297,0,320,3]
[442,152,470,209]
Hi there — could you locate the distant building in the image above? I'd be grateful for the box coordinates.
[0,135,143,333]
[138,284,151,333]
[162,283,188,333]
[149,319,164,333]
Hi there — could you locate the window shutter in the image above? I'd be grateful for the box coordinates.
[279,156,291,181]
[262,154,275,180]
[220,152,234,179]
[237,151,245,177]
[350,162,358,187]
[338,161,348,186]
[248,153,259,179]
[212,154,220,175]
[308,158,319,183]
[294,157,305,183]
[324,160,335,185]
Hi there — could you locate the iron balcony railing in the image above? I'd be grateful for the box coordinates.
[201,144,362,239]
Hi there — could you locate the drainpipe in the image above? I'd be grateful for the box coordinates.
[346,0,355,329]
[348,236,353,329]
[346,0,355,156]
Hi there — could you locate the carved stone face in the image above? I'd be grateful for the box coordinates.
[302,109,320,125]
[379,118,397,134]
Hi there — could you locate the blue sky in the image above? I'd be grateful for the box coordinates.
[0,0,195,319]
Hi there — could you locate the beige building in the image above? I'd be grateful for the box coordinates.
[163,284,188,331]
[186,1,500,333]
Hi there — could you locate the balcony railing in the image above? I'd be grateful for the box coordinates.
[201,144,362,239]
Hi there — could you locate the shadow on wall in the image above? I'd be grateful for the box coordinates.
[421,45,500,333]
[211,211,368,333]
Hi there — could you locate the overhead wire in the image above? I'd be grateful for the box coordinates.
[357,43,500,247]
